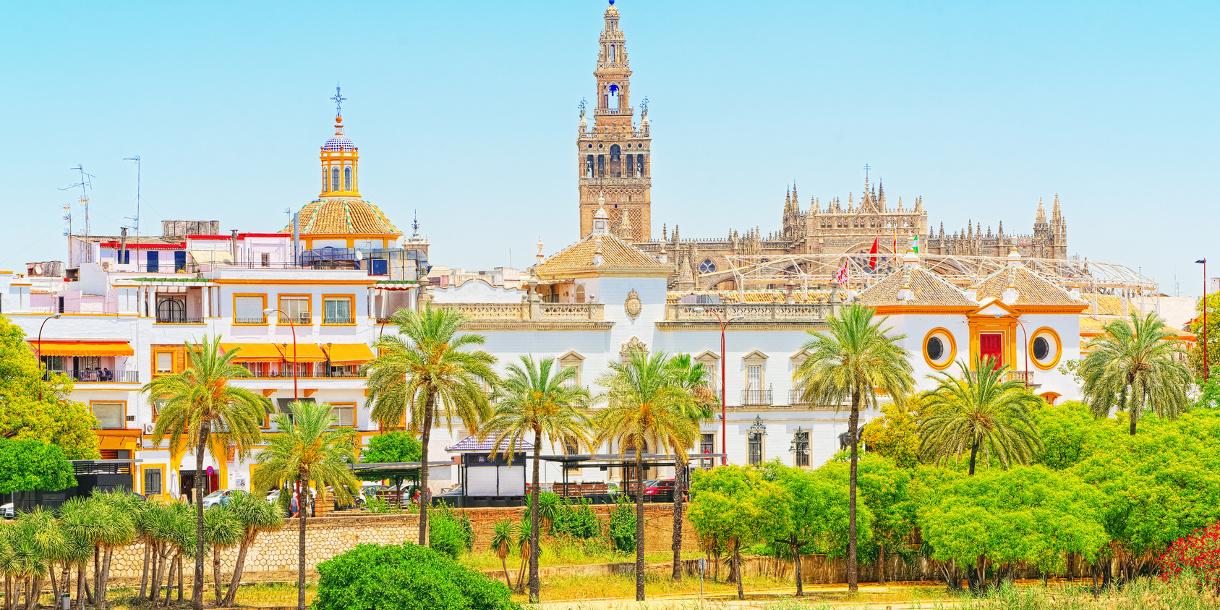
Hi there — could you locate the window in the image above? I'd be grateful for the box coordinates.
[792,429,810,467]
[698,258,717,274]
[609,144,621,178]
[277,295,311,325]
[748,431,764,465]
[743,351,768,405]
[155,351,173,374]
[1032,336,1050,360]
[700,433,716,469]
[559,352,585,388]
[597,155,605,177]
[143,467,163,496]
[322,295,355,325]
[233,294,267,325]
[156,297,186,323]
[92,402,125,429]
[331,404,356,428]
[260,253,271,268]
[636,154,645,177]
[696,352,720,392]
[922,328,956,371]
[344,166,352,190]
[1029,327,1063,370]
[331,167,340,192]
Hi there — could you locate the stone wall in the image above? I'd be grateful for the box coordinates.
[105,503,691,583]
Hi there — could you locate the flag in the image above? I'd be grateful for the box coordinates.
[868,238,879,270]
[833,259,849,285]
[912,234,920,254]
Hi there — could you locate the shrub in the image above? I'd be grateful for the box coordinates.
[608,496,636,553]
[429,503,473,558]
[364,495,398,514]
[552,498,600,539]
[313,543,518,610]
[1159,521,1220,592]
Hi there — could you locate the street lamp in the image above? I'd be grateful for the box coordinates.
[1198,258,1209,381]
[35,313,62,400]
[264,308,299,401]
[993,312,1030,389]
[692,306,739,465]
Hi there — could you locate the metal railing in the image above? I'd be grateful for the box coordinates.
[155,314,204,324]
[742,388,773,406]
[70,370,139,383]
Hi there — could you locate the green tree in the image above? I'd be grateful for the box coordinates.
[1188,292,1219,379]
[142,336,270,610]
[1031,400,1119,470]
[792,303,914,592]
[0,438,75,495]
[919,359,1044,475]
[824,454,916,584]
[596,351,699,602]
[0,315,98,459]
[364,307,496,546]
[220,490,285,606]
[203,505,242,606]
[1079,311,1193,435]
[861,398,923,469]
[253,401,360,610]
[358,430,423,506]
[662,353,717,581]
[687,465,788,600]
[481,355,590,603]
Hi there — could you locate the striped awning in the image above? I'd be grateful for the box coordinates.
[219,343,283,363]
[323,343,375,364]
[30,340,134,357]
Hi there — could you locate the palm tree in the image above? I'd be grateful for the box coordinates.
[253,401,360,610]
[489,519,516,589]
[793,303,914,593]
[1079,311,1193,435]
[919,359,1044,475]
[663,354,717,581]
[364,306,497,546]
[220,491,285,607]
[597,351,700,602]
[142,336,270,610]
[481,355,591,603]
[203,506,242,606]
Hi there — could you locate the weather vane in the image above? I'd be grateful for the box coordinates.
[331,85,347,117]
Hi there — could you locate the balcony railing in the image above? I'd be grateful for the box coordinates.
[68,370,140,383]
[1005,370,1039,386]
[238,367,365,379]
[788,389,810,405]
[666,303,832,323]
[155,314,204,324]
[433,302,605,323]
[742,388,773,406]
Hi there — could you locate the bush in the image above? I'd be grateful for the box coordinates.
[1159,521,1220,591]
[313,543,518,610]
[608,497,636,553]
[429,503,474,559]
[551,498,600,539]
[364,495,398,514]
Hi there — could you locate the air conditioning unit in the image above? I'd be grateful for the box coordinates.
[142,423,155,435]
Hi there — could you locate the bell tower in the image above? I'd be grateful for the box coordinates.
[578,0,651,242]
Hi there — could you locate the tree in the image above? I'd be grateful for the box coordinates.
[1188,292,1219,379]
[220,490,285,607]
[662,354,717,581]
[1079,311,1193,435]
[364,307,496,547]
[358,431,423,507]
[203,505,242,606]
[687,466,788,600]
[0,315,98,460]
[489,520,516,589]
[596,351,699,602]
[919,359,1044,475]
[142,336,270,610]
[481,355,591,603]
[0,439,75,496]
[253,401,361,610]
[792,303,914,592]
[823,455,917,584]
[861,398,923,469]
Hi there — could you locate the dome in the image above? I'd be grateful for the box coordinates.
[322,135,356,152]
[286,198,400,237]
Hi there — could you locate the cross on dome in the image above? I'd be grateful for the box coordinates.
[331,85,347,118]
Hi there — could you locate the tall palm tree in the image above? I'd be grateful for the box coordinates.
[597,351,700,602]
[919,359,1044,475]
[1079,311,1192,435]
[793,303,914,593]
[482,355,591,603]
[364,306,497,546]
[663,354,717,582]
[142,336,270,610]
[253,401,360,610]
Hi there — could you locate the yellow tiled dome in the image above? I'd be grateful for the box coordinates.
[286,198,401,236]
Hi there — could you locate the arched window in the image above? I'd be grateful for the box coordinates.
[609,145,621,178]
[322,167,328,191]
[597,155,605,177]
[698,258,717,274]
[607,84,620,110]
[636,154,645,177]
[585,155,594,178]
[609,44,616,62]
[331,167,340,192]
[344,166,352,190]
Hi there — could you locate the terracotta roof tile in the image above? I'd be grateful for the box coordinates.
[972,264,1082,307]
[856,261,976,307]
[286,198,400,236]
[534,232,670,279]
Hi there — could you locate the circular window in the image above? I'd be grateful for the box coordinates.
[922,328,956,370]
[698,258,717,274]
[1029,328,1062,370]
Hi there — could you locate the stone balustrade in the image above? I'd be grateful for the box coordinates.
[434,302,605,324]
[664,302,833,323]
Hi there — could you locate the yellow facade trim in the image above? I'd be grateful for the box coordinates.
[1029,326,1063,370]
[921,327,957,371]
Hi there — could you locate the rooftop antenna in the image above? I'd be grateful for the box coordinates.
[62,202,73,266]
[411,209,420,239]
[60,165,96,262]
[124,155,142,247]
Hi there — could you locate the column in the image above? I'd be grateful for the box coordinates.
[200,286,210,320]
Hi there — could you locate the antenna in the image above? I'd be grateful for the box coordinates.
[863,163,871,184]
[124,156,142,251]
[60,165,96,262]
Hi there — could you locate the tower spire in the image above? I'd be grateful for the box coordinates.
[320,87,359,198]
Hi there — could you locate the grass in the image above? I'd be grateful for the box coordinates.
[460,536,700,572]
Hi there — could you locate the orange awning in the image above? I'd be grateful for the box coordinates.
[277,343,327,363]
[324,343,375,365]
[30,340,134,357]
[97,430,140,451]
[219,343,284,363]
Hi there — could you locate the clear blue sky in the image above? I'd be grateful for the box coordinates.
[5,1,1218,294]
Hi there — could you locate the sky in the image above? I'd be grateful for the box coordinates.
[4,1,1218,295]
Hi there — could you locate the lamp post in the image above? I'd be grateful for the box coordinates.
[1014,318,1030,389]
[264,308,298,401]
[1199,258,1209,381]
[35,313,62,400]
[692,306,738,466]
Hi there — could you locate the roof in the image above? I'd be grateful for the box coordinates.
[855,256,976,308]
[446,434,534,453]
[322,134,356,152]
[286,198,401,236]
[972,262,1084,307]
[533,232,670,279]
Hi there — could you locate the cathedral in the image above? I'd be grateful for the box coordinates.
[576,1,1068,289]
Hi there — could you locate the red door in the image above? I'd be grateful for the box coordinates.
[979,333,1003,369]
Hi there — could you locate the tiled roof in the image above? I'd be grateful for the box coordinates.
[445,434,534,453]
[286,198,401,236]
[972,264,1083,307]
[534,232,670,279]
[1081,315,1195,339]
[856,261,976,308]
[322,135,356,152]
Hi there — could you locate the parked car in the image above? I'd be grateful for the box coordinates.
[1,502,14,519]
[642,478,676,502]
[201,489,235,509]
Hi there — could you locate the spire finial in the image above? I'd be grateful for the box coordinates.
[331,85,347,118]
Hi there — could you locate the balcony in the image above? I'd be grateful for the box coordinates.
[432,302,608,329]
[237,364,365,379]
[665,303,832,324]
[155,313,204,324]
[789,389,810,406]
[70,370,140,384]
[1005,370,1041,388]
[742,388,773,406]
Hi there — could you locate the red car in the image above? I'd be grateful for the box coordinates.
[642,478,676,502]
